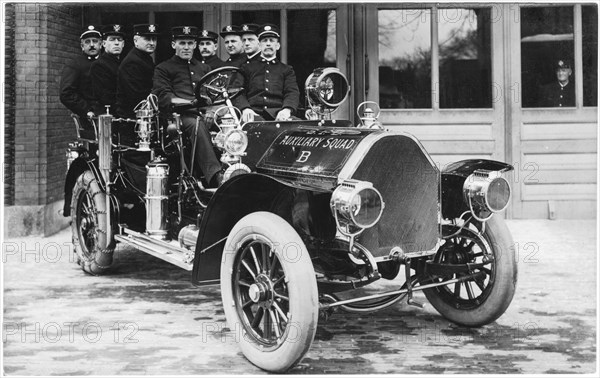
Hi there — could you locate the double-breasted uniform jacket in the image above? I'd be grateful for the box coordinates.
[116,47,155,117]
[538,81,575,107]
[200,54,225,70]
[235,56,300,119]
[152,55,211,114]
[91,52,121,114]
[225,53,247,68]
[59,53,98,117]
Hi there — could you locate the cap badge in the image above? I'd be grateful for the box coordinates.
[113,24,121,32]
[242,25,249,31]
[558,60,564,67]
[226,25,232,32]
[149,25,156,32]
[183,26,191,35]
[265,25,272,31]
[88,26,95,31]
[202,30,208,37]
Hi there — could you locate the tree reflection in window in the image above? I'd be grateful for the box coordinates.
[377,8,492,109]
[378,9,432,109]
[438,8,492,108]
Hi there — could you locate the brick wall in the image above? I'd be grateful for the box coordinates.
[4,3,16,205]
[12,4,82,206]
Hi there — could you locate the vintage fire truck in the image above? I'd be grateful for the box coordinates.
[64,67,517,372]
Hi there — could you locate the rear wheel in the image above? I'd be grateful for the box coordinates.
[71,171,115,275]
[221,212,318,373]
[421,216,517,326]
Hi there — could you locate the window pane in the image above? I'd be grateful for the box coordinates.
[583,5,598,107]
[231,10,280,26]
[378,9,431,109]
[288,9,337,108]
[438,8,492,108]
[521,7,574,108]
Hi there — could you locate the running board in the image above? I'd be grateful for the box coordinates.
[114,228,194,271]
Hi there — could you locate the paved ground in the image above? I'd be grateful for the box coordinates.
[2,219,597,375]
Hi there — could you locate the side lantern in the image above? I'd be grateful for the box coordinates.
[463,169,511,221]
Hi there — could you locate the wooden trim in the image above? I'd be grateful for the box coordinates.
[574,4,583,109]
[431,6,439,110]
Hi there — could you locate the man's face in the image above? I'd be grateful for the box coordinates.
[103,35,124,55]
[223,35,243,55]
[556,68,572,84]
[198,40,217,57]
[242,33,259,55]
[134,35,157,53]
[80,37,101,57]
[172,38,197,60]
[260,37,280,58]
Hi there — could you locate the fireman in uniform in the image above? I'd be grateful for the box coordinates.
[60,25,102,120]
[91,24,125,115]
[240,23,261,64]
[237,24,300,122]
[197,29,225,70]
[220,25,246,67]
[538,59,575,107]
[152,26,223,187]
[116,23,161,118]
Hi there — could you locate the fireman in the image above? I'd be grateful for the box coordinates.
[91,24,125,115]
[59,25,102,120]
[236,24,300,122]
[220,25,246,67]
[197,29,225,70]
[152,26,223,188]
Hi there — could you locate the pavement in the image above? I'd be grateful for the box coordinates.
[2,219,597,375]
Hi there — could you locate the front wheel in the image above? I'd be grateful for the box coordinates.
[71,171,115,275]
[421,216,517,326]
[220,212,318,373]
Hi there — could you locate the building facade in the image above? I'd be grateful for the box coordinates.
[3,2,598,236]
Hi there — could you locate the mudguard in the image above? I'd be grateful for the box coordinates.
[192,173,294,286]
[441,159,514,219]
[63,157,96,216]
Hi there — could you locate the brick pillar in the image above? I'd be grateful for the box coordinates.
[5,4,82,236]
[4,3,16,206]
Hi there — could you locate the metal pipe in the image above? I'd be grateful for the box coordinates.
[320,272,485,309]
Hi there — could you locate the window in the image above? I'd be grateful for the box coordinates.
[520,7,574,108]
[438,8,492,108]
[288,9,337,107]
[377,7,492,109]
[582,5,598,107]
[378,9,431,108]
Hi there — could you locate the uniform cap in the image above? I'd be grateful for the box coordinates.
[171,26,199,40]
[257,24,280,40]
[220,25,241,37]
[240,23,260,36]
[101,24,125,39]
[133,24,160,36]
[197,29,219,42]
[555,59,572,70]
[80,25,102,40]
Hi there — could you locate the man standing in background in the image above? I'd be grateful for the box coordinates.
[60,25,102,119]
[116,23,161,118]
[91,24,125,115]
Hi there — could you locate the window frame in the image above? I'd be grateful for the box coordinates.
[369,3,498,111]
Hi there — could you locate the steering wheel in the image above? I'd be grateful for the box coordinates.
[194,66,244,107]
